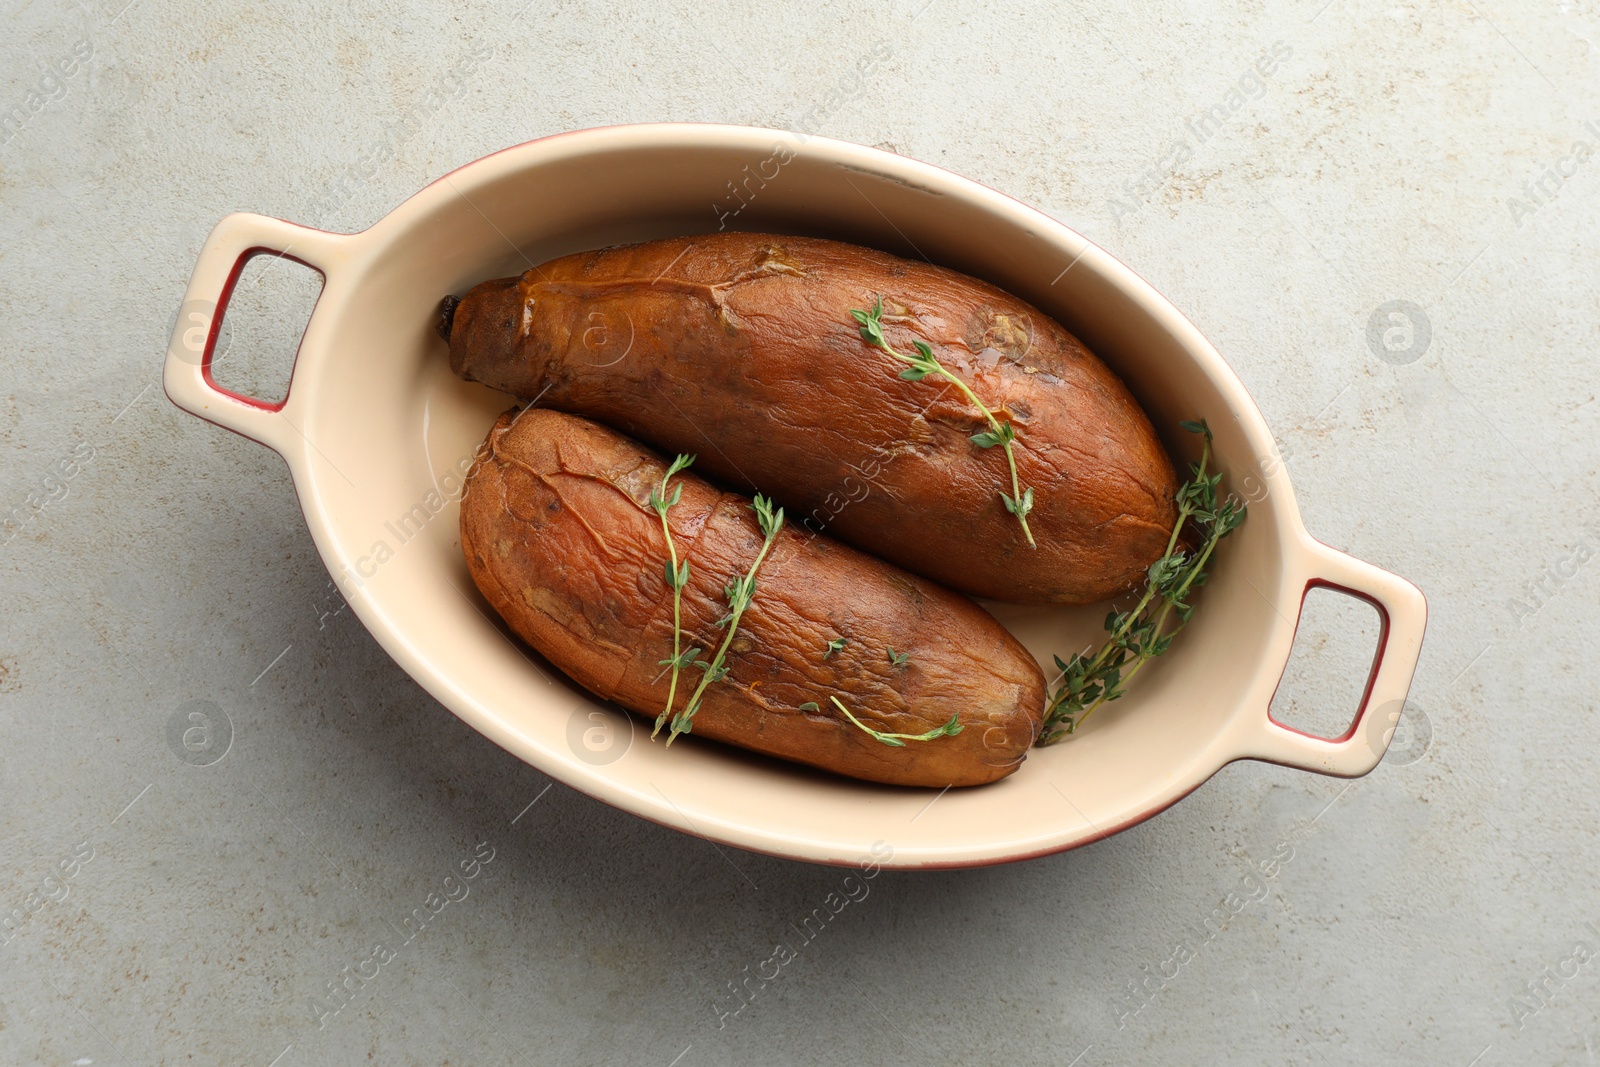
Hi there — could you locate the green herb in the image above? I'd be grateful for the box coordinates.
[649,454,699,739]
[666,494,785,745]
[831,696,962,747]
[849,295,1037,548]
[886,647,910,668]
[823,636,848,659]
[1038,420,1246,743]
[798,701,821,713]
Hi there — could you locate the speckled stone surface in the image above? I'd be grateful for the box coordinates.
[2,1,1596,1064]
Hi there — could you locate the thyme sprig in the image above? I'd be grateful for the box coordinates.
[650,453,698,739]
[831,696,962,747]
[1039,419,1246,744]
[849,295,1037,547]
[665,494,785,745]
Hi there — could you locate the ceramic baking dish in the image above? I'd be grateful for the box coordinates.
[164,123,1426,868]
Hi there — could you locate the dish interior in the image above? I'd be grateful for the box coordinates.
[283,132,1297,865]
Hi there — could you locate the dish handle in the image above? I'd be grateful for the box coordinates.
[1242,538,1428,777]
[162,213,351,454]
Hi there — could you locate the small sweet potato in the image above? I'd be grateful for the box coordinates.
[444,231,1178,605]
[459,406,1045,787]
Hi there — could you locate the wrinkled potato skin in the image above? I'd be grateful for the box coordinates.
[460,407,1045,787]
[448,232,1178,605]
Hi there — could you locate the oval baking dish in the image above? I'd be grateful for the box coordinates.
[164,123,1426,868]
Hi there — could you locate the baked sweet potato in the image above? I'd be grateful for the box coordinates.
[460,406,1045,787]
[443,231,1178,605]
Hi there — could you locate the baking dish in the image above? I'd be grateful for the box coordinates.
[164,123,1426,868]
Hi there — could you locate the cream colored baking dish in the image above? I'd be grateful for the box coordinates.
[164,123,1426,868]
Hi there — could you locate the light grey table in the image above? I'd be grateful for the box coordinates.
[3,1,1595,1064]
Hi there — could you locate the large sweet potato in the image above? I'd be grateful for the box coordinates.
[459,406,1045,787]
[443,232,1178,605]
